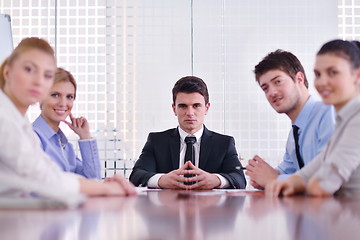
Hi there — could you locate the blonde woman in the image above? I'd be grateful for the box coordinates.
[33,68,100,179]
[0,37,135,198]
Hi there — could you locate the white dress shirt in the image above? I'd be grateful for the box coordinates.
[0,90,80,197]
[148,126,229,188]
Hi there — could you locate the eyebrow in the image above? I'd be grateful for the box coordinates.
[23,60,55,73]
[260,75,281,88]
[177,103,202,106]
[314,65,336,72]
[23,60,37,68]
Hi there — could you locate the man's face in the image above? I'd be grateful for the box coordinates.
[258,69,302,116]
[172,92,210,134]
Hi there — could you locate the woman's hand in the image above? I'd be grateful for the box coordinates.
[265,175,306,197]
[62,113,92,140]
[307,178,331,197]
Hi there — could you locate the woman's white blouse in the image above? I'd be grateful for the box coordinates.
[0,90,79,197]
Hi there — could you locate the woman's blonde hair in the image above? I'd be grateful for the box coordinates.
[0,37,55,89]
[54,67,77,99]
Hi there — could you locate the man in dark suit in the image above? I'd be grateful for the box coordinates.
[129,76,246,189]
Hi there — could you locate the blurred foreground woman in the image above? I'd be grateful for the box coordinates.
[0,37,135,199]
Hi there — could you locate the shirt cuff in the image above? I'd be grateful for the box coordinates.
[215,174,229,189]
[56,172,81,195]
[78,138,96,143]
[313,164,344,194]
[277,174,291,181]
[147,174,165,188]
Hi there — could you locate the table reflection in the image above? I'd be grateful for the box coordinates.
[0,196,134,240]
[135,190,245,240]
[1,191,360,240]
[279,196,360,240]
[0,210,83,240]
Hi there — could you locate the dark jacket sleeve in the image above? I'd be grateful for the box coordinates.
[217,136,246,189]
[129,133,158,186]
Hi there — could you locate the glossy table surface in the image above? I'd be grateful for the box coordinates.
[1,189,360,240]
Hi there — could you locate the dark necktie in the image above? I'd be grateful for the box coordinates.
[184,136,196,185]
[292,125,304,169]
[184,136,197,165]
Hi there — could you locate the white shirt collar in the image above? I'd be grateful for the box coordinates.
[178,125,204,144]
[0,90,27,124]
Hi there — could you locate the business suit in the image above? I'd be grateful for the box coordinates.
[129,126,246,189]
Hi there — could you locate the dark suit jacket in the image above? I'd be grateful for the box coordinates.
[129,126,246,189]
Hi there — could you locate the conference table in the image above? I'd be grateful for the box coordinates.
[1,188,360,240]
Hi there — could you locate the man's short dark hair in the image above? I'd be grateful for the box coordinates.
[172,76,209,104]
[254,49,308,88]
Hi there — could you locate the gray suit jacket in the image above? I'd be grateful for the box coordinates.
[297,96,360,197]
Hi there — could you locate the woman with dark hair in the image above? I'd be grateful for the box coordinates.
[266,39,360,197]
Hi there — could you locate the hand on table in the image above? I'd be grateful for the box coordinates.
[265,180,296,197]
[245,155,279,190]
[104,174,137,196]
[306,178,331,197]
[158,163,192,189]
[265,175,306,197]
[182,161,221,190]
[158,161,220,190]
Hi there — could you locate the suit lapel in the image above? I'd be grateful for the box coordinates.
[199,126,213,169]
[170,128,181,169]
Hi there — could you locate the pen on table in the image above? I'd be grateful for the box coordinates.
[235,166,246,170]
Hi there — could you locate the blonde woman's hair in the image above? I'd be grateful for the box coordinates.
[54,67,77,99]
[0,37,55,89]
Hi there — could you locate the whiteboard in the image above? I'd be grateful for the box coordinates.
[0,14,13,65]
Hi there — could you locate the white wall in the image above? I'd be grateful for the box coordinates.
[0,0,338,176]
[132,0,338,169]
